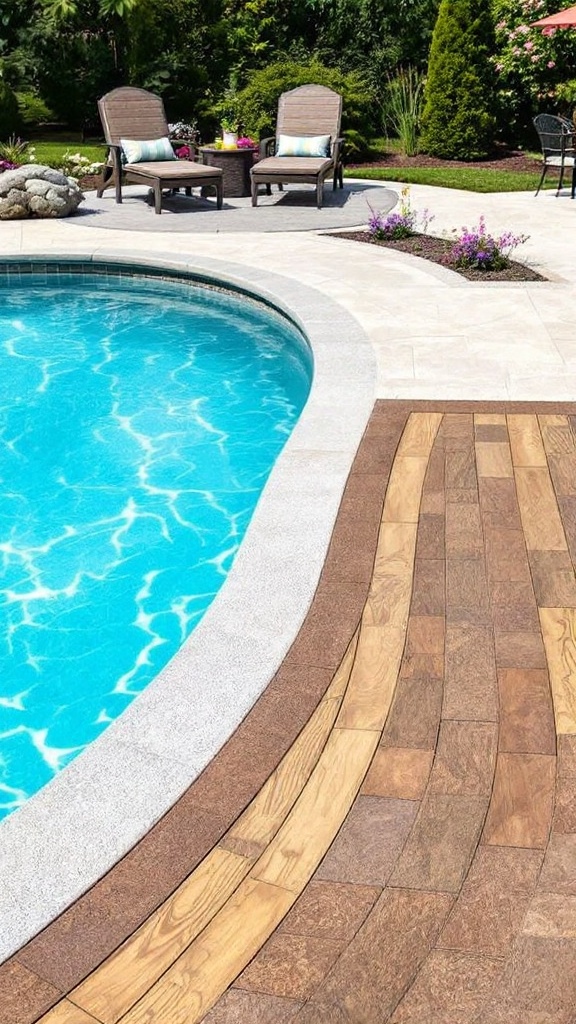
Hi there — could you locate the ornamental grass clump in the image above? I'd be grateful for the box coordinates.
[446,216,528,270]
[368,187,433,240]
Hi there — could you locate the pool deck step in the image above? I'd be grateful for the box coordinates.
[3,401,576,1024]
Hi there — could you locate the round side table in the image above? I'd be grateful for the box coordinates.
[199,147,257,198]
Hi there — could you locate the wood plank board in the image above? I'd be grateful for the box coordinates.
[382,456,429,524]
[372,522,418,577]
[337,624,405,730]
[397,412,443,458]
[514,467,567,552]
[475,414,506,425]
[475,442,514,478]
[540,607,576,734]
[507,415,547,468]
[39,1002,101,1024]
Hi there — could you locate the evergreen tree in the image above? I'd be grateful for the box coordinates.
[420,0,496,159]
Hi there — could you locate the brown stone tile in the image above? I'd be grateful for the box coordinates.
[480,934,576,1023]
[483,753,555,849]
[538,834,576,895]
[441,414,474,446]
[558,735,576,776]
[202,990,302,1023]
[315,796,417,886]
[553,777,576,834]
[529,550,576,607]
[337,471,386,522]
[523,892,576,938]
[399,651,444,682]
[484,526,531,586]
[429,721,497,796]
[349,438,395,476]
[362,747,434,800]
[478,476,520,517]
[445,447,477,490]
[446,487,479,504]
[558,495,576,563]
[390,793,488,893]
[423,446,445,494]
[446,556,490,613]
[445,503,482,557]
[421,491,445,514]
[299,888,453,1023]
[439,845,543,957]
[410,558,445,615]
[405,615,444,655]
[277,880,379,942]
[475,423,509,442]
[548,451,576,496]
[390,949,504,1023]
[381,675,442,749]
[494,630,547,669]
[490,578,536,606]
[491,602,540,632]
[323,513,380,582]
[416,513,445,560]
[498,668,555,754]
[444,625,498,722]
[235,933,344,1000]
[0,960,61,1024]
[285,578,367,672]
[446,603,492,627]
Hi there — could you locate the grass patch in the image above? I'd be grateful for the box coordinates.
[32,141,107,167]
[346,165,540,193]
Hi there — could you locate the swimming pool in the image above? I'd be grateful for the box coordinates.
[0,270,312,818]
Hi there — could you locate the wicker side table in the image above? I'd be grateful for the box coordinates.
[199,147,256,198]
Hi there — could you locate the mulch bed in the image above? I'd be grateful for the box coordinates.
[329,231,546,282]
[347,146,542,174]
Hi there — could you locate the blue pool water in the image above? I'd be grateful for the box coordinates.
[0,272,311,819]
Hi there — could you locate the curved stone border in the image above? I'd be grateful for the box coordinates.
[0,251,376,962]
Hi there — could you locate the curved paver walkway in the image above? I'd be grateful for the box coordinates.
[4,402,576,1023]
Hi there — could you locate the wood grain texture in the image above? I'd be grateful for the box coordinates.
[372,522,418,577]
[120,879,295,1024]
[382,456,429,524]
[337,624,404,730]
[475,414,506,425]
[540,414,574,455]
[514,467,567,552]
[397,412,443,458]
[39,1003,100,1024]
[475,442,513,478]
[253,727,379,893]
[507,415,547,468]
[540,608,576,734]
[483,753,555,848]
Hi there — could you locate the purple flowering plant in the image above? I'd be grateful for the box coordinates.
[445,216,529,271]
[368,186,434,240]
[0,160,17,172]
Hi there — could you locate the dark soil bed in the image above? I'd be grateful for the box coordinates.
[329,231,547,282]
[348,146,541,174]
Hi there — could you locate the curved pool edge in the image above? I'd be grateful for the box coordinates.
[0,250,376,962]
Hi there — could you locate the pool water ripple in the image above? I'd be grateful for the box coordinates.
[0,276,311,818]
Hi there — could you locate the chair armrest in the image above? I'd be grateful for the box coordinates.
[107,143,123,171]
[332,137,345,162]
[259,136,275,159]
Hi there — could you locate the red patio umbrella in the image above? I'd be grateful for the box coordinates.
[532,4,576,26]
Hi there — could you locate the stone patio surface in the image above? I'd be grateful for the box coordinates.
[1,179,576,1023]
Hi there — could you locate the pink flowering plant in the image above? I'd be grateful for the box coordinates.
[493,0,576,106]
[368,187,434,240]
[445,217,529,271]
[237,136,257,149]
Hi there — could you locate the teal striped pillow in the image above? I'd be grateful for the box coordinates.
[120,137,177,164]
[276,134,331,158]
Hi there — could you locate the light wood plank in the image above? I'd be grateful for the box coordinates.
[363,573,412,629]
[475,414,506,425]
[337,624,405,730]
[39,1002,100,1024]
[383,456,428,523]
[475,441,513,478]
[372,522,418,575]
[540,419,574,456]
[539,414,567,427]
[120,878,294,1024]
[73,848,251,1023]
[540,607,576,734]
[515,466,567,552]
[397,412,443,457]
[507,415,547,468]
[254,727,379,892]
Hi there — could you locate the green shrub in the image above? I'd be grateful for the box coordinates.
[16,92,53,127]
[420,0,496,160]
[0,80,22,140]
[222,59,375,145]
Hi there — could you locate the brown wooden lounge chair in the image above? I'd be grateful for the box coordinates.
[97,86,223,215]
[251,84,344,209]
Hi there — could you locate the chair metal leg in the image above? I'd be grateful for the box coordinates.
[535,163,547,197]
[572,164,576,199]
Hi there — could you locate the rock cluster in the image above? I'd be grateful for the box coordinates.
[0,164,84,219]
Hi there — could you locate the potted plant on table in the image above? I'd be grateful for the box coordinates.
[220,114,239,149]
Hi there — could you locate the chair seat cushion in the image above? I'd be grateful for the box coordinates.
[121,137,177,163]
[252,156,333,176]
[124,160,222,179]
[546,154,576,166]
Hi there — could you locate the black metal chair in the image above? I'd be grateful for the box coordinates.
[533,113,576,198]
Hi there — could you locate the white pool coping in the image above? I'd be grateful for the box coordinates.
[0,250,376,961]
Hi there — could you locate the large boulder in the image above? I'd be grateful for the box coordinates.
[0,164,84,219]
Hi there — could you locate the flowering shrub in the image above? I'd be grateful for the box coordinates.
[174,145,191,159]
[60,151,103,181]
[0,160,17,172]
[493,0,576,107]
[237,136,257,149]
[0,135,35,166]
[445,216,528,270]
[168,121,198,140]
[368,187,433,240]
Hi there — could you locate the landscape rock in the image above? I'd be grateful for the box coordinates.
[0,163,84,218]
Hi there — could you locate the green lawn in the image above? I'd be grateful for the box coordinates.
[345,165,541,193]
[32,141,106,167]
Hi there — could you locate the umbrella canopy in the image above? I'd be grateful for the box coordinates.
[532,4,576,26]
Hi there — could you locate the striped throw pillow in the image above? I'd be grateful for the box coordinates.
[120,137,177,164]
[276,134,331,158]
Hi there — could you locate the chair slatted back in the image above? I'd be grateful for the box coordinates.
[276,85,342,141]
[98,87,168,145]
[533,113,574,157]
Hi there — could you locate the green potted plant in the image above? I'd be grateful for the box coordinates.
[220,113,239,149]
